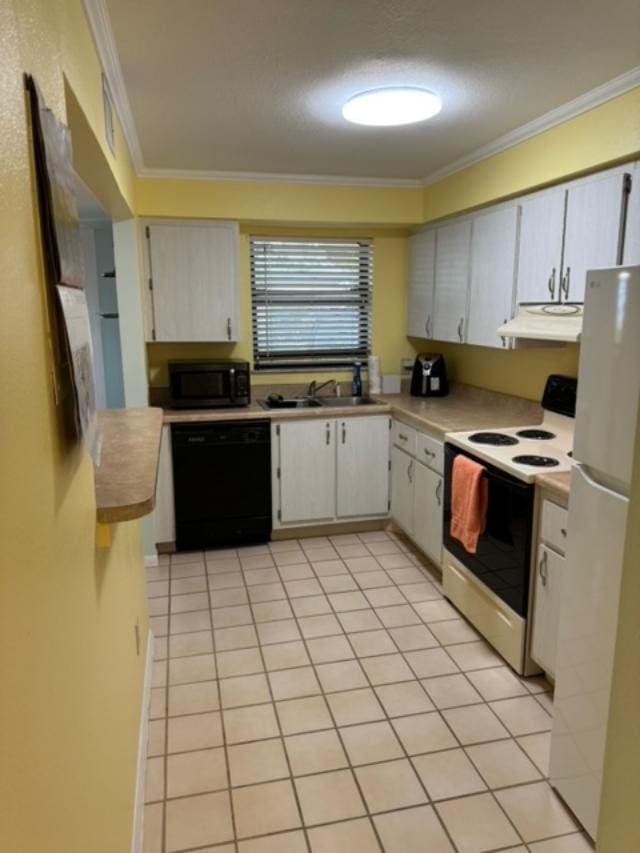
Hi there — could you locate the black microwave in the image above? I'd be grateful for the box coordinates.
[168,360,251,409]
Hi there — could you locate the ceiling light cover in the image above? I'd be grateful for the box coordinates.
[342,87,442,126]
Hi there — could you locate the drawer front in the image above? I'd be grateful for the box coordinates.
[392,420,417,456]
[416,431,444,474]
[540,499,569,555]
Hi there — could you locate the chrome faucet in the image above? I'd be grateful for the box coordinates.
[307,378,337,398]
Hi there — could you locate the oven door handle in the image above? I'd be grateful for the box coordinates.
[538,550,548,586]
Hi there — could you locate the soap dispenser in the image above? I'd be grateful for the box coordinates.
[352,361,363,397]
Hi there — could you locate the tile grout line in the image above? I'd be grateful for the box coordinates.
[199,552,241,853]
[262,542,391,853]
[147,534,558,852]
[229,545,313,853]
[307,537,464,853]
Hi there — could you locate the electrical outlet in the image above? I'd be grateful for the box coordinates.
[134,620,141,656]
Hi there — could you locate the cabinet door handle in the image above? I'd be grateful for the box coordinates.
[325,423,331,445]
[436,479,442,506]
[398,432,408,441]
[457,317,464,342]
[548,268,556,300]
[501,318,507,349]
[426,315,431,337]
[407,460,413,484]
[561,267,571,300]
[561,528,567,538]
[226,317,232,340]
[341,423,346,444]
[538,550,548,587]
[423,448,435,458]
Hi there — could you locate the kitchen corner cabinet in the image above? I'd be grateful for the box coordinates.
[432,219,472,343]
[154,424,175,545]
[467,205,519,348]
[407,229,436,339]
[143,219,240,342]
[272,416,391,529]
[530,496,569,679]
[390,420,444,567]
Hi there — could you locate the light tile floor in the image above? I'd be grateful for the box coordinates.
[143,530,593,853]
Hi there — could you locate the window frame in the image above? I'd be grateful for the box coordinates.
[250,235,373,372]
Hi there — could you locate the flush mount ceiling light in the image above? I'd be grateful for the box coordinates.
[342,86,442,127]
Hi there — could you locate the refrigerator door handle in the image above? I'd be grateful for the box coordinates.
[578,463,631,500]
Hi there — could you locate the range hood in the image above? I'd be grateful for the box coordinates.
[497,303,583,343]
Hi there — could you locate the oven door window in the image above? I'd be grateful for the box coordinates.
[443,445,534,617]
[178,371,229,399]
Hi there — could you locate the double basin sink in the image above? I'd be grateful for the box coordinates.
[259,396,378,410]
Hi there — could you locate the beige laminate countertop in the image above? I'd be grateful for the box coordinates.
[161,383,543,440]
[95,407,164,524]
[535,471,571,500]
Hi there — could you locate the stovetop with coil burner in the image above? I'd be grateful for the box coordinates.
[446,375,577,482]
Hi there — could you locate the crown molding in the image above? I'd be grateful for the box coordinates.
[82,0,144,172]
[136,166,422,188]
[80,2,640,191]
[421,66,640,187]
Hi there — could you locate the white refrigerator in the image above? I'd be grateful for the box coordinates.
[550,266,640,839]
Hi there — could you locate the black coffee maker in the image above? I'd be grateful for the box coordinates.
[410,353,449,397]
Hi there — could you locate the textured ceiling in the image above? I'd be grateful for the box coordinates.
[105,0,640,180]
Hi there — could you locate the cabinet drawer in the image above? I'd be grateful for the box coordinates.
[416,432,444,474]
[540,499,569,555]
[392,421,417,456]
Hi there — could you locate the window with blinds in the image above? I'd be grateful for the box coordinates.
[250,236,372,370]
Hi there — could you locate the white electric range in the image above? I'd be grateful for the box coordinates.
[444,409,575,483]
[440,375,577,675]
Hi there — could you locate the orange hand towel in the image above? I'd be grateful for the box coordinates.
[450,455,488,554]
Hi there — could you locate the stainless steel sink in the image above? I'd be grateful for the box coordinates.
[319,396,379,407]
[259,397,323,410]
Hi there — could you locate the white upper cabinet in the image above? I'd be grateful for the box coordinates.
[432,219,472,343]
[561,171,628,302]
[145,220,239,342]
[623,164,640,265]
[467,205,519,349]
[407,229,436,339]
[516,187,566,304]
[336,416,390,519]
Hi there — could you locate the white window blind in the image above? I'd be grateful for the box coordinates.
[250,236,372,370]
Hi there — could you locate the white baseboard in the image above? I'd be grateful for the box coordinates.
[131,629,155,853]
[144,554,159,567]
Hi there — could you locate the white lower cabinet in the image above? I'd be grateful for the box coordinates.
[154,424,175,545]
[413,461,443,566]
[390,420,444,566]
[530,543,564,679]
[336,416,391,518]
[273,416,391,529]
[277,420,336,525]
[391,446,414,536]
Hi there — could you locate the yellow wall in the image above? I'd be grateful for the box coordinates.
[136,177,423,227]
[0,2,148,852]
[422,87,640,223]
[147,226,414,389]
[407,340,580,402]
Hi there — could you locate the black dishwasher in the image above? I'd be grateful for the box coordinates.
[171,420,271,551]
